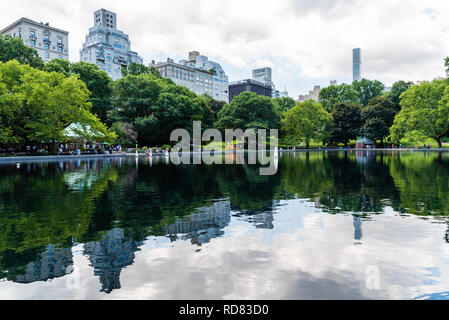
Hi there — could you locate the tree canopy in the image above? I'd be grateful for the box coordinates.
[329,103,362,146]
[281,100,332,148]
[216,91,281,130]
[0,34,44,69]
[386,80,414,112]
[318,84,359,112]
[108,73,210,146]
[122,62,161,78]
[273,97,296,113]
[70,62,113,123]
[390,79,449,148]
[360,97,396,144]
[0,60,115,148]
[352,79,385,107]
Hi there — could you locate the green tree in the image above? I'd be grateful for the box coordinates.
[386,80,413,112]
[445,57,449,76]
[318,83,359,112]
[391,79,449,148]
[352,78,385,107]
[110,74,162,122]
[273,97,296,113]
[329,103,361,146]
[135,92,203,146]
[360,97,396,145]
[70,62,113,123]
[0,34,44,69]
[0,60,115,149]
[281,100,333,148]
[199,94,226,125]
[122,62,161,78]
[43,58,71,76]
[215,92,280,130]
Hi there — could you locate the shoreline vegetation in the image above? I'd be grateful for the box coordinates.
[2,34,449,153]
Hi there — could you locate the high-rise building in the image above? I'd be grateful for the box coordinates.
[80,9,143,80]
[153,58,214,97]
[298,85,321,102]
[1,18,69,62]
[228,79,272,103]
[154,51,229,103]
[190,52,229,103]
[252,67,277,98]
[353,48,361,82]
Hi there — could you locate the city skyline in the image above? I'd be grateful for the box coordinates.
[1,0,449,98]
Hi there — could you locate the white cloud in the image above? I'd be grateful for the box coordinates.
[2,0,449,97]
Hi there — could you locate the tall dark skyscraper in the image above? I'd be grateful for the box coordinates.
[353,48,361,82]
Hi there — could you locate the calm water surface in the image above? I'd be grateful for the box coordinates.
[1,151,449,300]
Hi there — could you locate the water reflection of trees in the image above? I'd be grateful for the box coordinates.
[1,152,449,290]
[0,161,117,282]
[281,152,401,214]
[389,153,449,216]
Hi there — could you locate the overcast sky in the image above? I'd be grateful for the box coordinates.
[2,0,449,98]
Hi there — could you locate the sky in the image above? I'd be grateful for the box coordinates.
[2,0,449,98]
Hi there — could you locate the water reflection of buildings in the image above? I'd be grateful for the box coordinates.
[84,228,142,294]
[164,201,231,245]
[83,201,232,294]
[233,200,280,230]
[353,215,363,242]
[2,200,278,293]
[14,245,73,283]
[355,150,376,164]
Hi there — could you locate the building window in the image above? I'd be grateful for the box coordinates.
[58,46,63,53]
[30,39,36,47]
[29,31,35,39]
[45,52,49,59]
[44,43,49,50]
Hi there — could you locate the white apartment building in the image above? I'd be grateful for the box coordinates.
[80,9,143,80]
[154,58,214,97]
[193,54,229,103]
[1,18,69,62]
[153,51,229,103]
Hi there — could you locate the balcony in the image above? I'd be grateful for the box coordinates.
[43,37,51,44]
[118,57,127,67]
[29,34,37,40]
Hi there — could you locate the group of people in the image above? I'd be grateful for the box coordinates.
[57,145,123,156]
[390,144,432,150]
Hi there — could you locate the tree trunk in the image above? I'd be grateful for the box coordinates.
[437,138,442,149]
[306,141,310,149]
[51,141,57,153]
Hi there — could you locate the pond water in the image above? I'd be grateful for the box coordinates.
[0,151,449,300]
